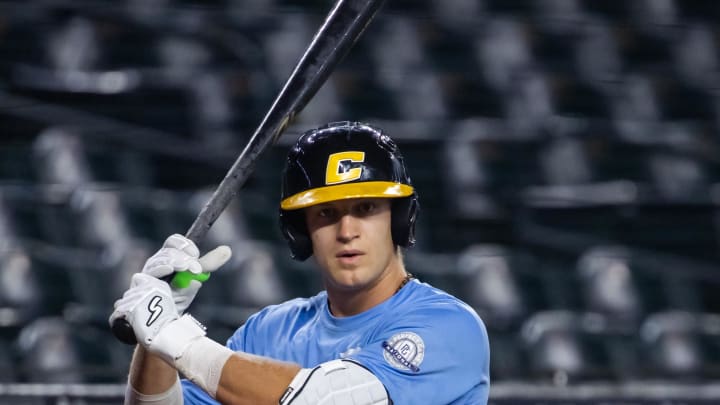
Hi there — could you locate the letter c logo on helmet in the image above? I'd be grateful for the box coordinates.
[325,151,365,185]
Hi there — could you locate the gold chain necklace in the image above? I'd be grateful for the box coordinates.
[396,272,415,293]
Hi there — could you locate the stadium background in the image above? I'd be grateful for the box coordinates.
[0,0,719,403]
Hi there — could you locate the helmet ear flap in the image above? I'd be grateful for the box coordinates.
[391,194,420,248]
[279,209,313,261]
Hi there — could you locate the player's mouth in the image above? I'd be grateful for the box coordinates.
[336,249,364,265]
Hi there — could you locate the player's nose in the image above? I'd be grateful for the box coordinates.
[336,213,359,243]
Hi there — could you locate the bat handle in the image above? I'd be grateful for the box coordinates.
[110,316,139,345]
[110,271,211,345]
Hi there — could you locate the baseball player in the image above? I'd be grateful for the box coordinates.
[110,121,490,404]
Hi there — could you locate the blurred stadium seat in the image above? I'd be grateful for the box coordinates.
[70,188,134,254]
[521,311,613,383]
[476,18,532,94]
[0,249,43,335]
[640,311,706,380]
[32,127,92,188]
[456,244,527,329]
[576,245,643,321]
[15,317,128,383]
[192,241,289,310]
[0,1,719,401]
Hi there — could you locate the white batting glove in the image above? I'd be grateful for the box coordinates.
[142,234,232,314]
[109,273,208,365]
[109,273,180,347]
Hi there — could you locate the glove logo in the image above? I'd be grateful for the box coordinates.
[146,295,164,327]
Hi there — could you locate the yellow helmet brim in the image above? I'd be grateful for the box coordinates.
[280,181,414,210]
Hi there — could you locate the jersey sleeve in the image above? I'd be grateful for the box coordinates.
[181,379,220,405]
[347,301,490,405]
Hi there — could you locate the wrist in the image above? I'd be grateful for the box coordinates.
[147,314,207,365]
[176,336,234,398]
[147,314,234,398]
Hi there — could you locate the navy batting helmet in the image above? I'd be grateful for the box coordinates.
[279,121,419,261]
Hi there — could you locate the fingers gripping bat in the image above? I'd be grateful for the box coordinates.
[112,0,387,344]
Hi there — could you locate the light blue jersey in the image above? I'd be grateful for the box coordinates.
[182,279,490,404]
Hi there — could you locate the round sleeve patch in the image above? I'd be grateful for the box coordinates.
[382,332,425,373]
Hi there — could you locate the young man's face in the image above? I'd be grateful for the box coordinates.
[304,197,399,293]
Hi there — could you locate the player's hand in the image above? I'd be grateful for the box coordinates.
[142,234,232,314]
[109,273,208,364]
[109,273,179,347]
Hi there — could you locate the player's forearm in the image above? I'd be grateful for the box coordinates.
[149,319,300,404]
[215,351,302,405]
[128,345,180,395]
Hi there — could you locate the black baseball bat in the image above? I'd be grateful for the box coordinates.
[112,0,387,344]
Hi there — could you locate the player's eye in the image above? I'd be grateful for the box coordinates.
[305,205,338,226]
[354,201,376,216]
[318,207,336,218]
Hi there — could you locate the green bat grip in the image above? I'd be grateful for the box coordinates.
[170,271,210,288]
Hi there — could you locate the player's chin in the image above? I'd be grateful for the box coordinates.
[327,268,366,289]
